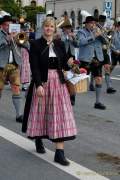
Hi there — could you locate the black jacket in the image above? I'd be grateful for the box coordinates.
[29,36,70,88]
[22,36,70,133]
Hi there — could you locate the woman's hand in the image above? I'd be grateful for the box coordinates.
[36,85,45,97]
[68,57,74,66]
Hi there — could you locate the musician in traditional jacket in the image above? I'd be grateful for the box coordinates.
[111,21,120,71]
[77,16,106,110]
[0,17,2,29]
[59,18,79,105]
[0,15,23,122]
[89,15,116,94]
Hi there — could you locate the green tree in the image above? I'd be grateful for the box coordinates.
[0,0,21,18]
[0,1,45,25]
[23,5,45,25]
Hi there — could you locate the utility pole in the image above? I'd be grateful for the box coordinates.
[115,0,117,20]
[53,0,56,16]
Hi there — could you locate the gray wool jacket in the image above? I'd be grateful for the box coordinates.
[0,29,22,68]
[60,31,79,57]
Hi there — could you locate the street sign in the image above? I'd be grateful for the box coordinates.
[103,0,112,19]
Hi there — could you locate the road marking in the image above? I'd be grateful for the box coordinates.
[103,75,120,81]
[0,125,110,180]
[111,76,120,80]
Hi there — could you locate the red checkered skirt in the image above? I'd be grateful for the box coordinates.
[27,70,77,140]
[20,48,31,84]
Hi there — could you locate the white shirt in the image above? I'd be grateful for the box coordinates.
[49,43,57,57]
[9,50,14,63]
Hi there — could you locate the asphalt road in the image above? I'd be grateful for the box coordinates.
[0,66,120,180]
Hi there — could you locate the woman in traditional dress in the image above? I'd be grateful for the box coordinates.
[22,17,77,166]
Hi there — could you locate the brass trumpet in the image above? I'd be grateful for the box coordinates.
[15,32,28,44]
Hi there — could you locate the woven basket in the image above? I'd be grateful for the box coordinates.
[66,78,88,95]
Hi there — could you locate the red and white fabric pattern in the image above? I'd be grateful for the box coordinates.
[27,70,77,140]
[20,48,31,84]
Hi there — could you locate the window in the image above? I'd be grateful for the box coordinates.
[64,11,68,16]
[70,11,75,28]
[94,9,99,20]
[78,10,82,28]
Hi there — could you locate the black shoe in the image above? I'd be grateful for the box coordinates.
[89,84,95,91]
[70,95,76,106]
[16,115,23,123]
[54,149,70,166]
[22,87,27,91]
[106,87,116,94]
[94,102,106,110]
[35,138,46,154]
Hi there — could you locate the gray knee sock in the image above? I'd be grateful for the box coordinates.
[95,84,102,103]
[90,74,94,85]
[12,95,22,118]
[105,73,112,89]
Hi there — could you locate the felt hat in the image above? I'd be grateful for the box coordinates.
[99,15,106,22]
[0,15,12,24]
[83,16,96,24]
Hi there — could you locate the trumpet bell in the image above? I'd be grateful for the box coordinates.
[16,32,28,44]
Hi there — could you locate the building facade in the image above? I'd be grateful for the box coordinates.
[46,0,120,28]
[16,0,46,7]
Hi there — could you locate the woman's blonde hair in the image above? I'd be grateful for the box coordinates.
[42,17,57,32]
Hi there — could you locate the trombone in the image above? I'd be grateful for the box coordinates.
[95,23,113,43]
[94,23,114,52]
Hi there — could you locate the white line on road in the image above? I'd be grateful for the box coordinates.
[0,125,110,180]
[103,75,120,81]
[111,76,120,80]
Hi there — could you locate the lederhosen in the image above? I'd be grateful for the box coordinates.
[80,51,103,77]
[111,31,120,66]
[0,31,20,94]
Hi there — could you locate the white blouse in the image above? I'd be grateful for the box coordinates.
[49,43,57,57]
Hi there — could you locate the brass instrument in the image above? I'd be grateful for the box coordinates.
[95,23,115,55]
[56,15,72,28]
[15,32,28,44]
[54,16,69,39]
[9,32,28,57]
[95,23,112,43]
[56,17,65,28]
